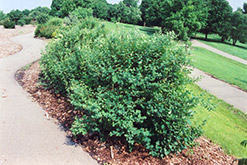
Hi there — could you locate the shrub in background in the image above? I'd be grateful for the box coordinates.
[3,18,15,29]
[46,17,63,26]
[23,16,32,24]
[36,13,50,24]
[40,18,202,158]
[64,14,79,26]
[35,17,63,38]
[17,19,25,26]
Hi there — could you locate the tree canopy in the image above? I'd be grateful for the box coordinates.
[141,0,207,40]
[230,11,247,45]
[200,0,232,40]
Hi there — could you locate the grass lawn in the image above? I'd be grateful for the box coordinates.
[193,33,247,60]
[102,21,161,36]
[191,47,247,91]
[190,84,247,158]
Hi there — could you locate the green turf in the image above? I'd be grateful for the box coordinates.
[190,84,247,158]
[102,21,161,36]
[191,47,247,91]
[194,33,247,60]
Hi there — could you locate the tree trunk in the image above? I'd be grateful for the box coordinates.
[205,33,208,40]
[233,39,237,45]
[221,37,225,43]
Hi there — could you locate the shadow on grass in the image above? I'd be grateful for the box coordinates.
[139,28,160,36]
[234,78,247,85]
[191,36,247,50]
[120,24,160,36]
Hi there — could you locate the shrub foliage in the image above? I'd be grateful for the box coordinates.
[3,18,15,29]
[40,18,202,158]
[35,17,63,38]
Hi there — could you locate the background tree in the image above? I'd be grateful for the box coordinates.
[60,0,76,17]
[114,1,141,24]
[243,2,247,14]
[50,0,63,17]
[7,10,24,25]
[22,9,30,16]
[139,0,152,26]
[92,0,110,20]
[230,11,247,45]
[123,0,138,7]
[108,4,119,21]
[32,6,50,15]
[141,0,207,40]
[50,0,94,18]
[0,11,5,21]
[200,0,232,40]
[70,7,93,19]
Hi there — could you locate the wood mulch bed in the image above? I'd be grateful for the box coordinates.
[16,61,238,165]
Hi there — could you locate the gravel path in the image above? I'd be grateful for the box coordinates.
[0,33,97,165]
[192,39,247,65]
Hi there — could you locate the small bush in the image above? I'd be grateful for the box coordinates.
[40,18,202,158]
[36,13,50,24]
[3,18,15,29]
[34,17,63,38]
[17,19,25,26]
[47,17,63,26]
[22,16,32,24]
[35,24,60,38]
[64,14,79,26]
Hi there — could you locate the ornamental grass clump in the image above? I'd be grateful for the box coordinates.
[40,18,202,158]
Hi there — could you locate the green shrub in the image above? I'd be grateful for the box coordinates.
[3,18,15,29]
[17,19,25,26]
[0,20,4,25]
[70,7,93,20]
[36,13,50,24]
[64,14,79,26]
[35,24,60,38]
[34,17,63,38]
[40,18,202,158]
[46,17,63,26]
[23,16,32,24]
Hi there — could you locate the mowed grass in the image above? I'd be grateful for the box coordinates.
[102,21,161,36]
[194,33,247,60]
[190,84,247,158]
[192,47,247,91]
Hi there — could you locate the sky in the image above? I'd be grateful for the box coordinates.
[0,0,246,13]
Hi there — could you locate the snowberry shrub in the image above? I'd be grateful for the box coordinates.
[40,18,202,158]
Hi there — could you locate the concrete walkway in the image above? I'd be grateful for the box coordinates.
[192,39,247,65]
[0,33,97,165]
[190,40,247,113]
[191,68,247,113]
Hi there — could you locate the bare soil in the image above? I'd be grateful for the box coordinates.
[15,61,240,165]
[0,25,35,58]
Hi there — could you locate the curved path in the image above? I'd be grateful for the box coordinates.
[191,40,247,113]
[0,33,97,164]
[192,39,247,65]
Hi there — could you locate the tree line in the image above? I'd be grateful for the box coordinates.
[0,7,51,28]
[1,0,246,45]
[50,0,247,45]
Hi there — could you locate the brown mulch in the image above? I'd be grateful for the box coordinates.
[0,25,35,58]
[16,61,238,165]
